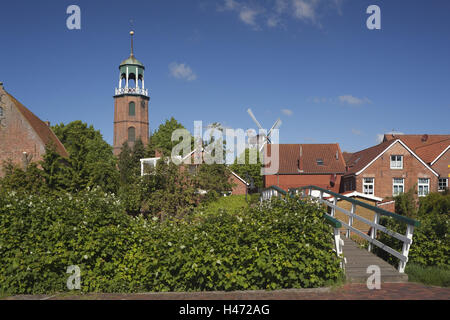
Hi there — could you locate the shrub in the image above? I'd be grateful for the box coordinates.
[0,191,342,294]
[374,192,449,269]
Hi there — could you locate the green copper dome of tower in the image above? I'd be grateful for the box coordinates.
[115,30,148,97]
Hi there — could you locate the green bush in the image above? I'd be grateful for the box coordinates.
[0,191,342,294]
[374,192,449,269]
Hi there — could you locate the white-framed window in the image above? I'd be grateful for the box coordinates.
[363,178,374,195]
[393,178,404,196]
[390,155,403,169]
[438,178,448,191]
[418,178,430,197]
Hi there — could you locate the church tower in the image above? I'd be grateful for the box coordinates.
[113,30,150,156]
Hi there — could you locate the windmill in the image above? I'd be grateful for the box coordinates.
[247,109,282,153]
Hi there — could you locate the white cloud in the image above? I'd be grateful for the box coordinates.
[375,131,404,143]
[218,0,344,30]
[338,95,372,106]
[224,0,238,10]
[275,0,288,13]
[169,62,197,81]
[220,1,263,29]
[292,0,319,22]
[375,134,384,144]
[239,7,259,26]
[281,108,293,116]
[267,16,280,27]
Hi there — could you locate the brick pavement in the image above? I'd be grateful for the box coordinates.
[5,283,449,300]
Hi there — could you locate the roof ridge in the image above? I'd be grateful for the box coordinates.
[413,138,450,150]
[350,139,395,157]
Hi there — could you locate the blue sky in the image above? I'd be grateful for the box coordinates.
[0,0,449,152]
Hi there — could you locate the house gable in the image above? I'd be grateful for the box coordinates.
[355,140,438,177]
[0,86,68,174]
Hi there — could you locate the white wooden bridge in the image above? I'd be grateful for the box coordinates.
[260,185,420,283]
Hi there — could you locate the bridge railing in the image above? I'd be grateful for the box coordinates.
[260,185,287,202]
[288,185,420,273]
[260,186,345,265]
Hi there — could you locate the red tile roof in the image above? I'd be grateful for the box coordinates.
[344,139,397,175]
[266,144,346,174]
[6,92,68,158]
[342,152,353,165]
[384,134,450,164]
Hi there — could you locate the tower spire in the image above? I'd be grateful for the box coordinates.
[130,30,134,56]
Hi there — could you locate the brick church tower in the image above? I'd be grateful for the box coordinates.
[113,31,150,156]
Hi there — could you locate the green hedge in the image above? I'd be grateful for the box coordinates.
[374,192,449,269]
[0,190,342,294]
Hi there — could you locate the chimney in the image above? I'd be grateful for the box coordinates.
[44,121,50,127]
[421,134,428,142]
[0,82,3,90]
[298,145,304,173]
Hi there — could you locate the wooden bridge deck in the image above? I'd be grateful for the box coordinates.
[342,238,408,283]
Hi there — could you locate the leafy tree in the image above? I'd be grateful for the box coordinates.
[141,160,199,219]
[117,140,148,215]
[194,164,232,199]
[118,142,134,185]
[418,192,450,216]
[394,186,418,218]
[41,143,72,191]
[131,139,146,176]
[51,121,119,193]
[0,160,48,194]
[147,117,186,157]
[229,148,263,189]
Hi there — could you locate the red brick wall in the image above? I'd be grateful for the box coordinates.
[377,201,396,213]
[230,174,247,195]
[264,174,342,193]
[113,95,149,155]
[0,91,46,176]
[355,142,438,199]
[432,149,450,181]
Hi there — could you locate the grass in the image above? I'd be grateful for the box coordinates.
[197,194,250,215]
[406,263,450,287]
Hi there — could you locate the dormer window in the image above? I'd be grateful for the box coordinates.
[390,155,403,169]
[316,159,324,166]
[0,107,3,117]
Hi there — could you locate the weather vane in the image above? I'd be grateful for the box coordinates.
[130,19,135,56]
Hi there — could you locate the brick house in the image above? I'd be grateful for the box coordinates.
[0,83,68,176]
[228,171,250,195]
[383,134,450,192]
[264,144,346,193]
[341,139,439,200]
